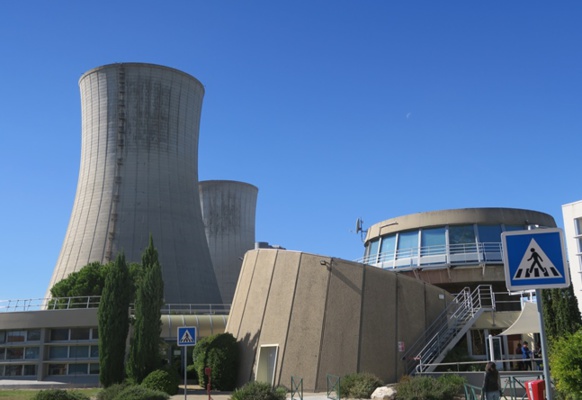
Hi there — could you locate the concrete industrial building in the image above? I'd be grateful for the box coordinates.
[47,63,221,305]
[225,207,556,390]
[562,200,582,313]
[225,249,455,391]
[199,180,259,304]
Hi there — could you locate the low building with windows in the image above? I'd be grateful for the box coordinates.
[0,300,228,383]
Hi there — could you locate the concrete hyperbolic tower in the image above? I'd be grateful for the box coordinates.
[47,63,222,305]
[199,180,258,304]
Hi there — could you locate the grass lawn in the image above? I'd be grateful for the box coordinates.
[0,388,100,400]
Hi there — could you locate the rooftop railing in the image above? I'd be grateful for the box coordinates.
[357,242,504,270]
[0,297,230,315]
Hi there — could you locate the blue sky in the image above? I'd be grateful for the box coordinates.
[1,1,581,301]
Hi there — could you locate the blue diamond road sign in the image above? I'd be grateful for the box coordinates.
[177,327,197,346]
[501,228,570,291]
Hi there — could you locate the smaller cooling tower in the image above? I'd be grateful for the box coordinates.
[199,181,258,304]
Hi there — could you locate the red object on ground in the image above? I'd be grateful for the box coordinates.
[525,379,545,400]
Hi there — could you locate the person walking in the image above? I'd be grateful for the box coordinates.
[482,362,503,400]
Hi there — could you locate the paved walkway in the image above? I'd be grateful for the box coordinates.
[0,380,330,400]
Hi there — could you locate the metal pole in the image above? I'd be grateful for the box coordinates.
[184,346,187,400]
[536,289,552,400]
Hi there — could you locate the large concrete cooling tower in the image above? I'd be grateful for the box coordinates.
[47,63,222,305]
[199,180,258,304]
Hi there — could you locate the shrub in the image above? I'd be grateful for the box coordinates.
[96,383,130,400]
[112,385,169,400]
[230,381,287,400]
[32,389,90,400]
[142,368,180,395]
[341,372,384,399]
[187,363,198,381]
[396,374,465,400]
[193,333,239,390]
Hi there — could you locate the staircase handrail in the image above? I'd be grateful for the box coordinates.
[402,285,494,374]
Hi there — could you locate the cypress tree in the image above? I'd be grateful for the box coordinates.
[542,284,582,343]
[98,252,131,387]
[127,235,165,383]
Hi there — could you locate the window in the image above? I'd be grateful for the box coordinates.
[421,227,446,256]
[90,345,99,358]
[477,225,502,243]
[49,346,69,359]
[89,363,100,375]
[504,225,524,232]
[379,234,396,261]
[70,346,89,358]
[25,347,39,359]
[396,231,419,258]
[70,328,90,341]
[449,225,476,254]
[27,330,41,341]
[575,218,582,235]
[51,329,69,341]
[367,239,380,261]
[0,331,5,344]
[48,364,67,375]
[7,347,24,360]
[0,348,5,360]
[23,365,36,376]
[91,328,99,340]
[69,364,89,375]
[6,331,26,343]
[4,365,22,376]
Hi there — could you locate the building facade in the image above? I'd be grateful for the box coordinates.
[562,200,582,313]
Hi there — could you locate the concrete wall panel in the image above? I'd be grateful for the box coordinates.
[236,250,277,384]
[282,253,330,391]
[316,259,363,389]
[359,266,398,383]
[227,250,259,337]
[259,251,301,386]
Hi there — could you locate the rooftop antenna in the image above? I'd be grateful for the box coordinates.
[354,217,368,242]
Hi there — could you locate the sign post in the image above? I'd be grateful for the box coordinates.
[177,327,197,400]
[502,228,570,400]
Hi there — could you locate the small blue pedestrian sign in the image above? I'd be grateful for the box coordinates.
[502,228,570,291]
[177,327,197,346]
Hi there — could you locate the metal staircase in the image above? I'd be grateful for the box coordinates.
[402,285,495,374]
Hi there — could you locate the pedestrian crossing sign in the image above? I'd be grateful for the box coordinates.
[502,228,570,291]
[177,327,197,346]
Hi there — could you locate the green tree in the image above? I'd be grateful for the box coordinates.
[542,284,582,341]
[549,330,582,398]
[50,261,111,302]
[127,236,165,383]
[98,252,131,387]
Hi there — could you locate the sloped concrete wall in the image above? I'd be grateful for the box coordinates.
[226,249,453,391]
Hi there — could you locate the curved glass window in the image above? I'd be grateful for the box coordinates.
[366,239,380,262]
[421,227,446,256]
[449,225,476,254]
[477,225,502,243]
[379,234,396,262]
[397,231,419,259]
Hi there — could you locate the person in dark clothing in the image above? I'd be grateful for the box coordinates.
[515,341,522,370]
[522,341,532,370]
[482,362,502,400]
